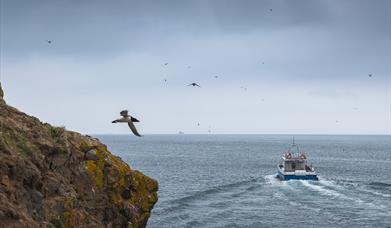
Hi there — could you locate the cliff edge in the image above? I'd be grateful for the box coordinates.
[0,84,158,227]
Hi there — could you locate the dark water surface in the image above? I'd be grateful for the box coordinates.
[96,135,391,228]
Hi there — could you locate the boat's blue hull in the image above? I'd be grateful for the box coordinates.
[277,171,319,181]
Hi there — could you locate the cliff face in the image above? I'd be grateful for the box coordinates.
[0,85,158,227]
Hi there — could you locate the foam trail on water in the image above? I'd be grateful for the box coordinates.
[301,180,386,210]
[318,179,341,189]
[264,174,279,185]
[324,178,391,199]
[300,180,342,197]
[357,187,391,198]
[264,174,291,186]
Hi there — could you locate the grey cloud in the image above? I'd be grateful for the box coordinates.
[3,0,389,58]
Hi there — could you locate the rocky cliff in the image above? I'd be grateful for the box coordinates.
[0,84,158,227]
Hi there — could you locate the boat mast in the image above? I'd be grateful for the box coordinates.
[292,136,300,155]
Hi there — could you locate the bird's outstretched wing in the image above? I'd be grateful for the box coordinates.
[186,84,192,86]
[195,83,201,87]
[120,110,128,117]
[131,117,140,122]
[128,121,142,137]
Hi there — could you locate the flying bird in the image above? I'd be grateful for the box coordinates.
[112,110,142,137]
[214,75,219,79]
[46,40,53,44]
[187,83,201,87]
[269,8,273,11]
[164,63,168,66]
[368,74,373,77]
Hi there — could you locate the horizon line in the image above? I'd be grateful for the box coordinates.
[88,133,391,136]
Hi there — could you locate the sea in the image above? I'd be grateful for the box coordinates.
[96,134,391,228]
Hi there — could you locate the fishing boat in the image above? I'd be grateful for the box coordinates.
[276,139,319,181]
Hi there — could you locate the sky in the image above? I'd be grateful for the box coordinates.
[0,0,390,134]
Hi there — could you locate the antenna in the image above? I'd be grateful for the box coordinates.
[292,136,300,154]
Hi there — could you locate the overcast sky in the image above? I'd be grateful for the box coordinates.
[1,0,390,134]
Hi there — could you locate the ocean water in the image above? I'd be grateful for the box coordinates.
[96,135,391,228]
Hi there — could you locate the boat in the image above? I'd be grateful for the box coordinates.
[276,138,319,181]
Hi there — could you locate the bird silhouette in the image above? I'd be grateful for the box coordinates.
[46,40,53,44]
[368,74,373,77]
[164,63,168,66]
[112,110,141,137]
[187,83,201,87]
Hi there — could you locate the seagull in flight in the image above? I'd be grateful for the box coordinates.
[112,110,142,137]
[187,83,201,87]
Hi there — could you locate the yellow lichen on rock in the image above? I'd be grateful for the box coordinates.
[85,159,101,190]
[81,140,158,226]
